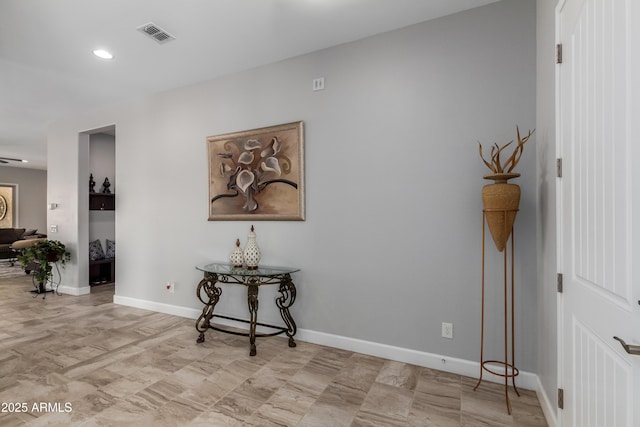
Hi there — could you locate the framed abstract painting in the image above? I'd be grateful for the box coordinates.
[207,121,305,221]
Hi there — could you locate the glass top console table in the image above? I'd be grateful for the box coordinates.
[194,262,300,356]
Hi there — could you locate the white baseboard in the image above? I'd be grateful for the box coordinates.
[536,376,558,427]
[297,328,539,391]
[57,285,90,296]
[113,294,539,393]
[110,294,556,426]
[113,295,202,319]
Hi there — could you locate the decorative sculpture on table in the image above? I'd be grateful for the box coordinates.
[229,238,244,268]
[89,174,96,193]
[243,225,261,270]
[101,177,111,194]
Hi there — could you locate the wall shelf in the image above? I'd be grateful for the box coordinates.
[89,193,115,211]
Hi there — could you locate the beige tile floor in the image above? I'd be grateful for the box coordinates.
[0,273,548,426]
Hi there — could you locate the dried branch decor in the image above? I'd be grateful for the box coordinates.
[478,127,534,174]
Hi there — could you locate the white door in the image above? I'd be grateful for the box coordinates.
[557,0,640,425]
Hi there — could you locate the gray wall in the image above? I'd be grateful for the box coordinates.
[0,166,46,232]
[536,0,558,420]
[48,0,538,371]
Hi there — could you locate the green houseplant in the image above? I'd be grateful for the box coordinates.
[17,240,71,292]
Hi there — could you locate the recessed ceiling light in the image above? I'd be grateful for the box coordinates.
[0,157,27,164]
[93,49,113,60]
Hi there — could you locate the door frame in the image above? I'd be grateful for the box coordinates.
[555,2,566,426]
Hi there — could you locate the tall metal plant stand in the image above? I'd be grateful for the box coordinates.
[474,208,520,414]
[29,261,62,299]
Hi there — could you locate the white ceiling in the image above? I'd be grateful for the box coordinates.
[0,0,498,169]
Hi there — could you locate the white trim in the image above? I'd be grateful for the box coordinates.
[555,3,566,426]
[114,294,202,319]
[536,375,558,427]
[58,285,90,296]
[297,328,539,391]
[114,295,558,423]
[113,294,539,391]
[555,2,565,425]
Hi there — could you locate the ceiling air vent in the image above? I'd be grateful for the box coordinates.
[136,22,176,44]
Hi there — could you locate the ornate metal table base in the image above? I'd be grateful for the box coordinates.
[195,264,298,356]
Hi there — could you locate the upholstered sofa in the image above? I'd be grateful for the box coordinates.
[0,228,46,264]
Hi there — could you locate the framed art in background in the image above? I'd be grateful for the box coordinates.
[0,185,15,228]
[207,121,305,221]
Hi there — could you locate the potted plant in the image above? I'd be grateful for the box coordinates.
[17,239,71,293]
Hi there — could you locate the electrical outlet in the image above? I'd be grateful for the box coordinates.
[50,225,58,233]
[442,322,453,339]
[312,77,325,91]
[166,282,175,293]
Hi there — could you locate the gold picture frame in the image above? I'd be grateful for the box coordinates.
[207,121,305,221]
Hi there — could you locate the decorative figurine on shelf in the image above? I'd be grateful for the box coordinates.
[229,238,244,268]
[89,174,96,193]
[243,225,261,270]
[101,177,111,194]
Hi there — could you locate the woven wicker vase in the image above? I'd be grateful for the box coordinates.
[482,173,520,252]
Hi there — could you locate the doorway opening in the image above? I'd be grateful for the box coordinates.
[86,126,116,295]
